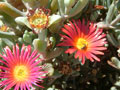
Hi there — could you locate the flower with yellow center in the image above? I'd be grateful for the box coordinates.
[28,8,50,31]
[0,25,9,32]
[58,20,107,64]
[0,44,46,89]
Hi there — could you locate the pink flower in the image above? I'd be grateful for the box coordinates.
[0,44,46,90]
[58,20,107,64]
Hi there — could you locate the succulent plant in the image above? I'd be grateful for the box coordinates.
[0,0,120,90]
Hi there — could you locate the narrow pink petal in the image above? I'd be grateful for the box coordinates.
[0,54,14,65]
[26,81,33,90]
[72,20,80,34]
[23,84,26,90]
[62,28,74,38]
[0,79,10,88]
[91,47,107,51]
[16,44,20,60]
[0,79,14,89]
[13,45,17,60]
[62,39,74,45]
[90,53,100,61]
[20,83,24,90]
[64,24,75,35]
[4,46,14,61]
[28,50,37,61]
[86,31,97,40]
[90,39,107,47]
[29,60,41,68]
[90,50,104,55]
[25,83,30,90]
[57,42,73,46]
[34,83,44,88]
[23,48,29,63]
[65,48,76,54]
[26,45,31,60]
[14,83,20,90]
[85,52,94,62]
[61,34,74,42]
[30,67,42,72]
[75,50,81,59]
[0,59,8,66]
[68,21,78,36]
[3,81,16,90]
[20,44,25,61]
[77,20,82,34]
[0,66,9,70]
[78,51,82,60]
[81,53,85,64]
[28,54,40,65]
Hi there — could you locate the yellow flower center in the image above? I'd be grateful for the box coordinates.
[13,65,29,82]
[28,9,49,29]
[76,38,88,50]
[31,14,48,26]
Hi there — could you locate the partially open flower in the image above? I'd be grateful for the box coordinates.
[27,8,50,31]
[0,25,9,32]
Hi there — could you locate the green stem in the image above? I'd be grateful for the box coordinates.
[107,33,119,48]
[105,1,116,24]
[110,14,120,26]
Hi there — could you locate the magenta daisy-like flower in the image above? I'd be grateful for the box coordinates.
[58,20,107,64]
[0,44,46,90]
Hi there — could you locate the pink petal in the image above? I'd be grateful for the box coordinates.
[65,48,76,54]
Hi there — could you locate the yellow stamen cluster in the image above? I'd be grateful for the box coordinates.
[28,8,50,30]
[13,65,29,82]
[76,38,88,50]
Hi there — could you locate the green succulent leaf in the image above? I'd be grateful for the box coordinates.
[0,2,25,18]
[68,0,89,18]
[15,16,31,29]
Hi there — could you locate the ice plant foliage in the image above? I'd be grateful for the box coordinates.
[27,8,50,30]
[58,20,107,64]
[0,44,46,90]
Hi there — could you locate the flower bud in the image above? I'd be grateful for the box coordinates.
[44,63,54,76]
[32,38,47,53]
[111,57,120,69]
[48,15,62,26]
[23,33,32,43]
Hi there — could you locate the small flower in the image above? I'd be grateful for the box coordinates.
[0,25,9,32]
[27,8,50,30]
[58,20,107,64]
[0,44,46,89]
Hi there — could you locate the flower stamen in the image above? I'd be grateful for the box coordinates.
[13,65,29,82]
[28,8,50,30]
[76,38,88,50]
